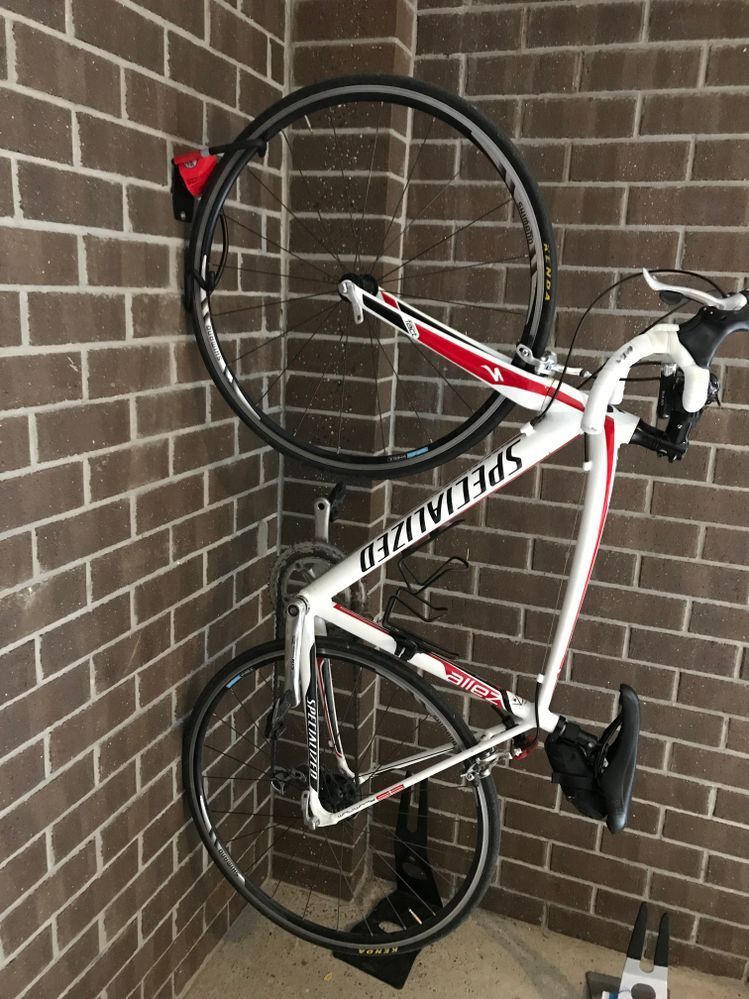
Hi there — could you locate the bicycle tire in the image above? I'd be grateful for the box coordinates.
[187,74,557,479]
[183,635,501,954]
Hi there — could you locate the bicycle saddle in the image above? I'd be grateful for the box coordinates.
[545,684,640,834]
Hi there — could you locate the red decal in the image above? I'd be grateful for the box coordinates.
[439,659,507,707]
[414,321,584,412]
[173,151,219,197]
[376,783,405,801]
[333,603,390,634]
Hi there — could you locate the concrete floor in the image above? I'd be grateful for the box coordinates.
[184,904,747,999]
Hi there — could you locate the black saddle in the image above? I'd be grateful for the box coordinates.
[544,684,640,834]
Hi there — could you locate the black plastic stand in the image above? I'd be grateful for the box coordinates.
[334,781,440,988]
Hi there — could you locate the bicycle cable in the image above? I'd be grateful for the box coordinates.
[532,268,726,422]
[527,267,725,748]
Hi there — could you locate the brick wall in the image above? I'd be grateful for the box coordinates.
[2,0,748,993]
[387,0,747,981]
[0,2,285,997]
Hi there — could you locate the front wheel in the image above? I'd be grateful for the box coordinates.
[188,73,557,479]
[183,636,500,954]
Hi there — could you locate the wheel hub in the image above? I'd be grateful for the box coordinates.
[340,271,379,296]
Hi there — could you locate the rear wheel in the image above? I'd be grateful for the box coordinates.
[183,636,500,954]
[188,74,557,479]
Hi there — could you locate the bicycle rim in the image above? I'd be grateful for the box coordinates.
[183,637,500,954]
[189,74,557,478]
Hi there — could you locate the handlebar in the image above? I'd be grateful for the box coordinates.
[582,273,749,436]
[582,324,710,435]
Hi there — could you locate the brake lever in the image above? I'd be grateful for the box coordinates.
[643,269,748,312]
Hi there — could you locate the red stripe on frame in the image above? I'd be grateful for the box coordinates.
[379,290,583,411]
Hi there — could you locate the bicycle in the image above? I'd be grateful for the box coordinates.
[175,75,749,957]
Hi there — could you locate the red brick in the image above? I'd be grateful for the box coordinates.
[642,91,749,134]
[418,8,522,54]
[528,2,643,47]
[649,0,749,40]
[693,138,749,181]
[0,227,78,284]
[36,399,130,460]
[0,927,54,999]
[0,565,86,648]
[135,474,205,533]
[56,844,139,949]
[52,763,137,862]
[652,871,749,925]
[134,555,204,622]
[85,237,170,288]
[92,614,171,692]
[0,351,81,411]
[168,32,237,105]
[524,96,637,139]
[14,23,121,114]
[582,46,701,91]
[136,386,207,436]
[36,500,131,572]
[100,771,174,863]
[0,740,45,812]
[27,292,126,345]
[91,530,170,600]
[50,678,136,770]
[663,810,749,858]
[99,696,173,779]
[0,90,72,162]
[78,114,168,184]
[0,530,33,589]
[629,183,749,227]
[571,140,690,182]
[672,743,749,792]
[88,344,172,399]
[0,753,94,858]
[1,841,97,954]
[502,860,593,911]
[39,593,132,677]
[72,0,165,71]
[89,440,170,501]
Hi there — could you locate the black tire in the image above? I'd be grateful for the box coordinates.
[183,636,501,954]
[187,74,557,479]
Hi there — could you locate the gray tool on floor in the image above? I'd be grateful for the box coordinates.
[586,902,669,999]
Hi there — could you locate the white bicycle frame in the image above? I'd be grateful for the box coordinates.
[283,282,710,830]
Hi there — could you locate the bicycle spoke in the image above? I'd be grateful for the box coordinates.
[367,316,432,447]
[327,107,360,256]
[212,287,333,318]
[257,301,340,406]
[380,252,527,284]
[203,742,268,778]
[248,164,346,271]
[222,210,337,282]
[232,299,341,367]
[374,163,463,268]
[336,314,352,453]
[281,130,346,273]
[379,198,513,282]
[369,113,435,273]
[352,103,383,274]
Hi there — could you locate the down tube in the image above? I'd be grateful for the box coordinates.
[301,408,581,611]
